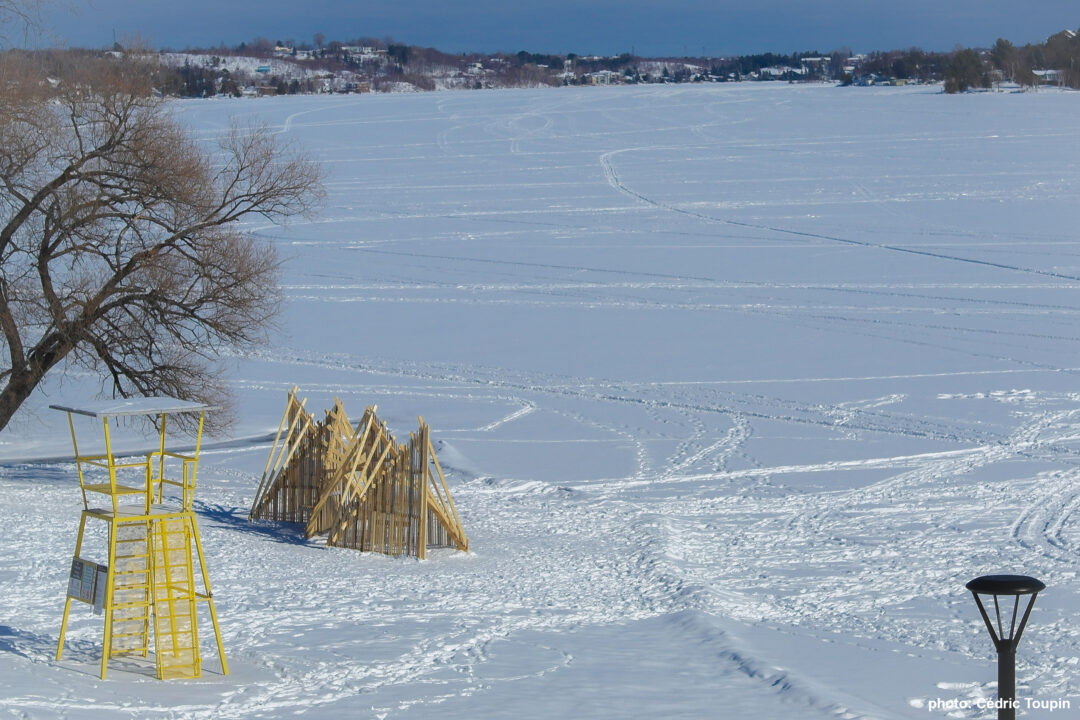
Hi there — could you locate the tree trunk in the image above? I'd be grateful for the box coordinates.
[0,340,72,434]
[0,370,42,434]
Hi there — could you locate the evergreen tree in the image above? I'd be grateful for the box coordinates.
[990,38,1019,81]
[944,48,987,93]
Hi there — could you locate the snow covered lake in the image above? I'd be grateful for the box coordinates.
[2,82,1080,718]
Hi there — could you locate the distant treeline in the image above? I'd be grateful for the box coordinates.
[14,27,1080,98]
[858,31,1080,92]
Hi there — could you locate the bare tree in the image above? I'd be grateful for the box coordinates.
[0,53,323,433]
[0,0,43,45]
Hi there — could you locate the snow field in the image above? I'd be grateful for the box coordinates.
[2,82,1080,718]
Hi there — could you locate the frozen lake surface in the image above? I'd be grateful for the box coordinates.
[2,82,1080,718]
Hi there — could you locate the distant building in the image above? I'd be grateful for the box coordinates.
[760,66,805,79]
[586,70,622,85]
[800,57,831,78]
[341,46,385,55]
[1034,69,1063,85]
[853,73,887,86]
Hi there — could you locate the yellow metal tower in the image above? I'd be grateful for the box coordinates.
[53,398,228,680]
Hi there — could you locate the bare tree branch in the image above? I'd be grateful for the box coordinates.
[0,52,324,433]
[0,0,44,47]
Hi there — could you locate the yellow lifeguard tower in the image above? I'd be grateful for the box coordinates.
[52,398,228,680]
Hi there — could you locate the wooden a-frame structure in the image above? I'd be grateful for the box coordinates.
[249,388,468,558]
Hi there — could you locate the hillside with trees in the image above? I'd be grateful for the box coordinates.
[5,26,1080,98]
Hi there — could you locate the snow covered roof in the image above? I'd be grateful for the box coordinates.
[49,397,217,418]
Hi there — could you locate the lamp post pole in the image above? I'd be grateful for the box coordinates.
[998,645,1015,717]
[966,575,1045,720]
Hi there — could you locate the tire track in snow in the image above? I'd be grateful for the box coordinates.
[600,147,1080,283]
[632,405,1080,679]
[600,445,997,493]
[351,246,717,283]
[1011,468,1080,562]
[476,402,535,431]
[236,346,998,446]
[664,412,751,477]
[271,101,360,136]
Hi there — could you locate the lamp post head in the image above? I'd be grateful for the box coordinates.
[967,574,1044,652]
[966,575,1045,596]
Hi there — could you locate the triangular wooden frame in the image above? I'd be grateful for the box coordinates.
[250,389,468,558]
[249,387,318,523]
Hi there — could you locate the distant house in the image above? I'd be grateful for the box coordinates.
[760,65,805,80]
[586,70,622,85]
[341,46,385,56]
[801,57,829,72]
[1034,69,1063,85]
[853,73,887,86]
[466,62,495,77]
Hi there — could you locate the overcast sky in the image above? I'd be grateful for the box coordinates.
[32,0,1080,56]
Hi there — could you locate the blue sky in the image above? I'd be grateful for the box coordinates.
[36,0,1080,56]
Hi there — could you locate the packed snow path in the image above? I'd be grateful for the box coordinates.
[2,83,1080,718]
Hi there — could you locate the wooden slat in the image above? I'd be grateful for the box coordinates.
[251,389,318,521]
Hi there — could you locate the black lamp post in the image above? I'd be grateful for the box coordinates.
[966,575,1045,720]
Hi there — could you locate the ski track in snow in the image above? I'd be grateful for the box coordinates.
[5,84,1080,718]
